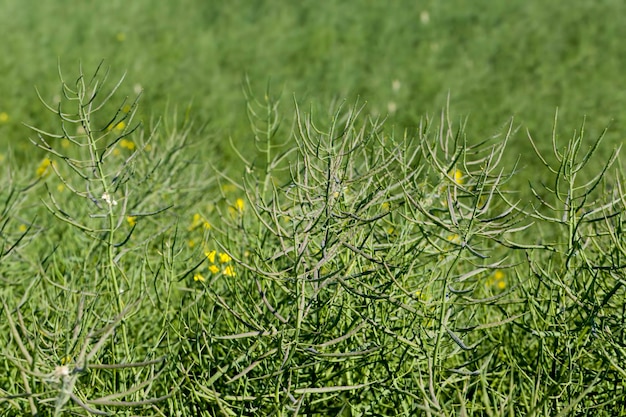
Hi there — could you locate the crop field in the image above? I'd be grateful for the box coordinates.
[1,1,626,416]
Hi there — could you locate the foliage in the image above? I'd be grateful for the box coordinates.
[1,65,625,416]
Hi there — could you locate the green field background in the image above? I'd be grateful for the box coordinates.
[1,0,625,173]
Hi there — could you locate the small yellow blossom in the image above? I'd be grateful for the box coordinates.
[18,224,27,233]
[189,213,209,231]
[235,198,245,212]
[487,269,506,290]
[450,169,463,185]
[126,216,137,226]
[447,234,461,244]
[122,105,132,113]
[113,148,121,156]
[0,112,8,123]
[61,138,71,148]
[381,202,391,211]
[188,239,196,248]
[108,121,126,132]
[57,184,65,192]
[120,139,135,150]
[205,250,216,264]
[60,356,72,365]
[193,273,205,282]
[218,252,232,263]
[208,264,220,274]
[36,157,55,178]
[189,213,201,230]
[223,265,236,277]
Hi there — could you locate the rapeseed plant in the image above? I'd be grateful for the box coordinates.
[5,61,626,416]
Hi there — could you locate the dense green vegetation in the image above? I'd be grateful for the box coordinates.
[1,1,626,415]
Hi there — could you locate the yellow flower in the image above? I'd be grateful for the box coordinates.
[235,198,245,212]
[189,213,209,231]
[61,138,71,148]
[0,112,8,123]
[208,264,220,274]
[447,234,461,243]
[193,273,205,282]
[18,224,27,233]
[120,139,135,150]
[188,239,196,248]
[218,252,232,263]
[57,184,65,192]
[122,104,132,113]
[108,121,126,132]
[487,269,506,290]
[205,250,216,264]
[126,216,137,226]
[381,202,391,211]
[223,265,236,277]
[450,169,464,185]
[36,157,55,178]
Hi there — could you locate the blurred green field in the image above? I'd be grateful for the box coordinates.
[1,0,625,172]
